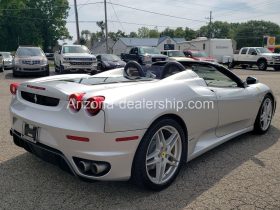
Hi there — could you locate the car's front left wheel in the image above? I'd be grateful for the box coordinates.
[254,95,274,134]
[132,118,186,190]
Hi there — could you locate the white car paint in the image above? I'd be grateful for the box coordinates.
[9,63,275,183]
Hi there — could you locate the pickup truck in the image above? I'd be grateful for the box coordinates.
[229,47,280,71]
[54,45,97,74]
[121,46,168,65]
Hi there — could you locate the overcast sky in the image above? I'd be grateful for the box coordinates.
[66,0,280,41]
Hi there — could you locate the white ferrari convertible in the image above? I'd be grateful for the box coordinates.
[10,60,276,190]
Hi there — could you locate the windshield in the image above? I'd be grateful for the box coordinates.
[191,51,208,57]
[256,48,272,53]
[16,48,44,57]
[102,54,121,61]
[139,47,160,55]
[63,45,89,54]
[167,51,185,57]
[1,52,11,58]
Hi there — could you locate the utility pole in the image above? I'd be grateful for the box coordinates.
[104,0,109,53]
[74,0,80,44]
[206,11,213,39]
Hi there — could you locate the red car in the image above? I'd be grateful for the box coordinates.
[184,50,217,62]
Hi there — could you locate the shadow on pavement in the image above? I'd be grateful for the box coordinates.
[0,126,279,209]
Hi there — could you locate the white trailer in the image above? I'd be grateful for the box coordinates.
[178,38,234,64]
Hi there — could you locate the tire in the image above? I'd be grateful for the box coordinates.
[253,95,274,134]
[13,69,19,77]
[257,60,267,71]
[228,61,235,69]
[273,66,280,71]
[55,64,59,73]
[59,63,64,74]
[97,63,104,71]
[132,118,186,191]
[45,69,50,76]
[241,65,247,69]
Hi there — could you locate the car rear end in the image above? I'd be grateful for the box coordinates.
[9,78,145,181]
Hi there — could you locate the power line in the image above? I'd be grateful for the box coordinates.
[109,0,125,31]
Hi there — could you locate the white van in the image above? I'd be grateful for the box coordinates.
[178,38,234,64]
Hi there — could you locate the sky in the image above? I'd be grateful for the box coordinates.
[66,0,280,42]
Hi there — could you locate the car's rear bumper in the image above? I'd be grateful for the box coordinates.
[10,101,146,181]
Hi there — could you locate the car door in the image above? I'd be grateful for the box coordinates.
[192,64,257,137]
[247,48,258,64]
[129,48,139,61]
[239,48,248,63]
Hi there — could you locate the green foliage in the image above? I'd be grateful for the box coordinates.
[234,20,280,49]
[0,0,70,51]
[137,27,150,38]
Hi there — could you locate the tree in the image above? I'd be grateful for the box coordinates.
[234,20,280,49]
[198,21,231,39]
[138,27,150,38]
[129,32,138,38]
[161,27,175,38]
[0,0,70,51]
[81,30,91,40]
[148,28,160,38]
[184,27,197,40]
[174,27,185,38]
[108,30,126,41]
[96,21,105,39]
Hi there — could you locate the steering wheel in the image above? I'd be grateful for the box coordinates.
[124,61,145,77]
[161,61,186,79]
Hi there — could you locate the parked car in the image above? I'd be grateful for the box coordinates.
[161,50,185,58]
[184,50,217,62]
[0,52,14,70]
[121,46,168,65]
[45,52,54,60]
[96,54,126,71]
[54,45,97,74]
[161,50,194,62]
[0,53,3,72]
[13,46,49,77]
[9,60,276,190]
[229,47,280,71]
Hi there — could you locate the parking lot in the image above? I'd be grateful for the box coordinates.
[0,67,280,210]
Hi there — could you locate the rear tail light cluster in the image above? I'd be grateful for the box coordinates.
[69,93,85,112]
[68,93,105,116]
[10,83,19,95]
[85,96,105,116]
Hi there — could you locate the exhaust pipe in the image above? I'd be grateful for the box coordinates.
[78,161,91,173]
[91,163,108,175]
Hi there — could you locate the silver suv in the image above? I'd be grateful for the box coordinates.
[13,46,49,77]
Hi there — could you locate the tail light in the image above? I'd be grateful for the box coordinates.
[86,96,105,116]
[68,93,85,112]
[10,83,19,95]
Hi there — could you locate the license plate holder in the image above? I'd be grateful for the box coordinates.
[23,122,39,143]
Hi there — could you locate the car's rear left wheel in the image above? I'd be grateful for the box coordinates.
[132,118,186,190]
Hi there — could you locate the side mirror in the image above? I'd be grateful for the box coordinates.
[246,76,258,85]
[251,51,257,55]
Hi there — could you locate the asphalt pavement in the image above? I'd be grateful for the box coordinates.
[0,67,279,210]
